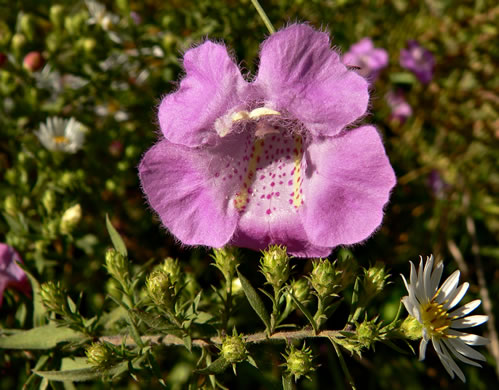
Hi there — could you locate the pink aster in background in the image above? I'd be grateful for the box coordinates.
[139,24,396,257]
[386,90,412,123]
[342,37,388,84]
[0,243,31,307]
[400,40,435,84]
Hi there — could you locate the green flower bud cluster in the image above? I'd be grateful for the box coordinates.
[283,344,315,381]
[289,278,310,302]
[105,248,128,283]
[212,246,239,282]
[86,342,119,370]
[260,245,290,289]
[361,264,389,303]
[146,269,174,308]
[221,334,247,364]
[355,319,381,350]
[309,259,340,298]
[157,257,183,293]
[39,281,66,314]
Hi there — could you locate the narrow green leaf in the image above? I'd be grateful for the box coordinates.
[183,335,192,352]
[282,374,293,390]
[17,263,47,327]
[0,324,86,349]
[329,338,357,390]
[34,361,128,382]
[132,309,181,334]
[287,288,318,334]
[237,270,271,332]
[195,357,229,375]
[105,214,127,257]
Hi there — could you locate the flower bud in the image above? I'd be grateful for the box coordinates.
[86,342,118,370]
[157,257,182,287]
[356,319,380,349]
[42,190,56,214]
[3,194,17,216]
[399,315,423,340]
[23,51,44,72]
[212,247,238,281]
[60,204,82,234]
[289,278,310,302]
[309,259,339,298]
[362,264,389,300]
[105,248,128,281]
[39,281,65,313]
[146,269,174,307]
[221,334,247,364]
[283,344,315,381]
[260,245,290,288]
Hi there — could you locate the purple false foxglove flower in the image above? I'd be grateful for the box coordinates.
[386,90,412,123]
[342,37,388,83]
[400,40,435,84]
[0,243,31,306]
[139,24,396,257]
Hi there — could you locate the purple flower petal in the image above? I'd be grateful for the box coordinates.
[255,24,369,137]
[158,41,249,147]
[301,126,396,247]
[138,139,240,247]
[0,243,30,306]
[400,40,434,84]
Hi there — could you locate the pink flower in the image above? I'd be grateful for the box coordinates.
[400,40,435,84]
[139,24,396,257]
[23,51,45,72]
[386,90,412,123]
[0,243,31,307]
[342,38,388,83]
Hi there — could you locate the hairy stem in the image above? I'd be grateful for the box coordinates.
[101,328,342,348]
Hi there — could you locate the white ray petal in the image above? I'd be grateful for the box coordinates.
[445,330,489,346]
[443,282,469,311]
[423,255,434,300]
[436,270,460,304]
[448,300,481,319]
[452,315,488,329]
[419,338,429,361]
[442,339,483,367]
[430,260,444,296]
[446,338,486,362]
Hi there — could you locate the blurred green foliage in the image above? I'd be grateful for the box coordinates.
[0,0,497,389]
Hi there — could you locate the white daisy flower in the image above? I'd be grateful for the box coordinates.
[35,117,86,153]
[85,0,121,43]
[401,255,488,382]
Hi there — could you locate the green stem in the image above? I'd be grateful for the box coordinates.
[250,0,275,34]
[331,340,357,390]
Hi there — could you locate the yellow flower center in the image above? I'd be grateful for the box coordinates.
[420,300,452,337]
[53,136,69,144]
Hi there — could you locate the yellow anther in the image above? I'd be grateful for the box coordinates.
[53,136,69,144]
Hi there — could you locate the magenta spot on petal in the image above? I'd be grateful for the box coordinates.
[234,169,238,174]
[289,199,293,204]
[283,173,286,177]
[266,209,271,215]
[239,175,243,180]
[225,163,230,168]
[223,177,226,181]
[266,194,271,199]
[248,188,253,194]
[273,207,276,210]
[290,192,294,196]
[279,181,283,185]
[263,186,266,190]
[260,175,265,180]
[276,192,280,196]
[229,175,233,179]
[215,173,220,178]
[260,195,265,199]
[288,180,293,186]
[271,182,275,187]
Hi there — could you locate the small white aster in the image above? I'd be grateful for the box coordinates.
[401,255,488,382]
[35,117,86,153]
